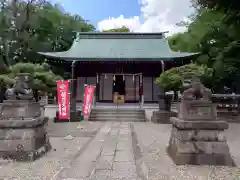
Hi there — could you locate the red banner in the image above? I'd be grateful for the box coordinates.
[57,80,70,119]
[82,85,96,117]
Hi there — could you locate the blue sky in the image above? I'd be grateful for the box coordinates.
[54,0,194,34]
[57,0,142,27]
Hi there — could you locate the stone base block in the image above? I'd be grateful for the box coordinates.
[151,110,177,124]
[170,117,229,130]
[1,100,44,119]
[0,117,51,161]
[167,143,234,166]
[0,127,48,150]
[218,116,240,123]
[217,111,239,117]
[171,127,227,141]
[167,125,235,166]
[0,141,51,161]
[54,110,82,122]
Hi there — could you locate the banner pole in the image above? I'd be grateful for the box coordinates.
[68,79,71,123]
[82,84,87,120]
[82,84,96,121]
[56,80,59,120]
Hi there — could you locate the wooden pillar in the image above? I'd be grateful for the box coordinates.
[134,75,136,102]
[161,60,165,73]
[71,60,77,114]
[139,73,143,106]
[159,60,166,104]
[152,76,154,101]
[96,73,99,101]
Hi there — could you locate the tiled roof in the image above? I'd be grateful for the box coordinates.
[38,32,199,61]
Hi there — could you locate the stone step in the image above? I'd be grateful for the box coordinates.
[90,108,146,122]
[91,110,145,116]
[92,109,144,112]
[90,114,145,118]
[91,111,145,115]
[89,117,146,122]
[91,112,144,115]
[89,118,146,121]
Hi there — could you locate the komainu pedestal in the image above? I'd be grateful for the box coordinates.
[167,79,234,166]
[151,110,177,124]
[151,93,177,124]
[0,73,51,161]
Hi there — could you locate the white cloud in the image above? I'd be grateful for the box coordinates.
[97,15,142,32]
[98,0,194,35]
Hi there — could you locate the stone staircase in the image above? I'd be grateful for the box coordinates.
[89,108,146,122]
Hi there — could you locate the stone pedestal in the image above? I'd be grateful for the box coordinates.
[0,118,51,161]
[54,110,82,122]
[167,80,234,166]
[167,117,234,166]
[0,100,51,161]
[151,110,177,124]
[1,100,44,118]
[158,94,173,111]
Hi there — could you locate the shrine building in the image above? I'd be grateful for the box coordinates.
[38,32,199,104]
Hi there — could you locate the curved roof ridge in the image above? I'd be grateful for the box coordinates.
[38,32,200,60]
[76,31,165,39]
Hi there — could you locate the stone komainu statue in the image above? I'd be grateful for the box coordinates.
[167,78,233,166]
[5,73,34,100]
[181,78,212,101]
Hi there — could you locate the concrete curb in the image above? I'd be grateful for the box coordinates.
[130,123,148,180]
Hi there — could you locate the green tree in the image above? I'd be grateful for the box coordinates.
[168,6,240,91]
[213,41,240,87]
[192,0,240,33]
[0,0,95,67]
[103,26,130,32]
[155,63,213,91]
[168,9,225,65]
[0,63,62,93]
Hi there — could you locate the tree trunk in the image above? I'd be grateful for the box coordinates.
[33,90,39,102]
[0,85,6,103]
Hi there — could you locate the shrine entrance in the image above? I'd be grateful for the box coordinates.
[96,73,143,104]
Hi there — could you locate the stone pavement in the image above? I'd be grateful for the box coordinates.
[0,120,240,180]
[0,121,141,180]
[57,122,140,180]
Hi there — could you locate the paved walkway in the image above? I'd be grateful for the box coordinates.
[55,122,140,180]
[0,122,141,180]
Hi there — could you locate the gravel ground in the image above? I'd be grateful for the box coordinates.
[0,121,105,180]
[133,122,240,180]
[0,118,239,180]
[46,120,104,137]
[0,137,91,180]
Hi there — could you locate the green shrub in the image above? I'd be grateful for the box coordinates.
[155,63,213,91]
